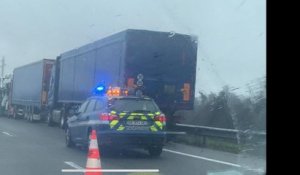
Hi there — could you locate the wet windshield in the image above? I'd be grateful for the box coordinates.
[0,0,266,175]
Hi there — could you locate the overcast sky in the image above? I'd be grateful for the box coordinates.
[0,0,266,95]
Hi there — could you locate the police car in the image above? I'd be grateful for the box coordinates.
[65,87,166,157]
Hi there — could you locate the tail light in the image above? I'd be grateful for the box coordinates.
[99,113,119,121]
[155,114,166,124]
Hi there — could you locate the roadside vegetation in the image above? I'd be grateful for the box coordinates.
[174,77,266,154]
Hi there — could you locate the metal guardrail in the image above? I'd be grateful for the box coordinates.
[174,123,266,146]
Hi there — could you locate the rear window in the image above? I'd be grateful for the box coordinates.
[109,98,159,113]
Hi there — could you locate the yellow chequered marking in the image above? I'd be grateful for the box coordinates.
[141,116,148,120]
[117,125,125,131]
[155,121,163,130]
[109,120,119,128]
[130,113,144,115]
[127,116,134,120]
[150,125,158,132]
[110,111,117,114]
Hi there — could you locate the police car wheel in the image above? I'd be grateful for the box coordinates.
[65,128,74,147]
[148,146,163,157]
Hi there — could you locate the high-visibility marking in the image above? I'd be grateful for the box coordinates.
[109,120,118,128]
[141,116,147,120]
[2,131,13,136]
[110,111,117,114]
[61,169,159,173]
[117,125,125,131]
[150,126,157,132]
[64,161,83,169]
[155,121,163,129]
[127,116,134,120]
[163,149,242,168]
[183,83,191,101]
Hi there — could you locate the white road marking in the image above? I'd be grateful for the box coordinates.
[163,149,242,168]
[2,131,13,136]
[64,161,83,169]
[61,169,159,173]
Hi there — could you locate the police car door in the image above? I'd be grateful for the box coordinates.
[70,100,89,142]
[77,99,96,143]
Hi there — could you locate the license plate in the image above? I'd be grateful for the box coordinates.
[126,126,149,131]
[126,121,148,126]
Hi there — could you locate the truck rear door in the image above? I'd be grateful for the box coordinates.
[125,30,198,112]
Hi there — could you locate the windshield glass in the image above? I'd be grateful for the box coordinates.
[109,98,159,113]
[0,0,266,175]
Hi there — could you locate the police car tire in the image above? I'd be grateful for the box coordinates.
[148,146,163,157]
[65,128,74,147]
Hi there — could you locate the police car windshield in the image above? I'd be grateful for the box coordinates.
[109,98,159,113]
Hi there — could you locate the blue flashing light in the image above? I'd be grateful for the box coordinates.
[96,86,104,91]
[93,84,106,95]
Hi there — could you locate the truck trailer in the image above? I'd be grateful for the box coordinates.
[47,29,198,129]
[10,59,54,121]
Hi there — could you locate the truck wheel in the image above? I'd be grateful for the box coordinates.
[47,113,54,126]
[65,127,74,147]
[148,146,163,157]
[60,116,66,129]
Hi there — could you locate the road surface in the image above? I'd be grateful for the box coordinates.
[0,116,265,175]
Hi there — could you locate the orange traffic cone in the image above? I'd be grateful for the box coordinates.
[85,130,102,175]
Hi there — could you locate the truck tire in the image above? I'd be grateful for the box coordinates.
[65,127,74,147]
[47,113,54,126]
[148,146,163,157]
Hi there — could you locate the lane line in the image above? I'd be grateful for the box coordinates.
[2,131,13,136]
[163,149,242,168]
[62,169,159,173]
[64,161,83,169]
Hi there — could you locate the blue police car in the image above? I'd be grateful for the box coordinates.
[65,94,166,157]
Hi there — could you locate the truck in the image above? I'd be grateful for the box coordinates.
[47,29,198,129]
[7,29,197,128]
[9,59,54,121]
